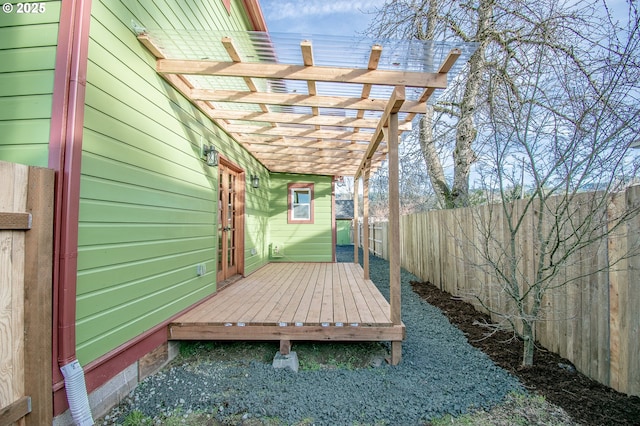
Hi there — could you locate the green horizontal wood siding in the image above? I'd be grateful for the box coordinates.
[0,0,60,167]
[77,0,268,365]
[268,174,333,262]
[245,167,270,273]
[337,220,352,245]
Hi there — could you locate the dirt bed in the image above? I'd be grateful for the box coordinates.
[409,279,640,425]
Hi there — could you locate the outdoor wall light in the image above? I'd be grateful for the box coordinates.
[251,174,260,189]
[202,144,219,167]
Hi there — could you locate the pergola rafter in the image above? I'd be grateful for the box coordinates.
[190,89,428,114]
[221,36,270,114]
[240,137,377,152]
[206,110,411,130]
[224,124,374,142]
[350,44,382,144]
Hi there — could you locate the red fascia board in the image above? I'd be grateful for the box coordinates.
[242,0,268,31]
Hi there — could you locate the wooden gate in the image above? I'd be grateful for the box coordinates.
[0,161,54,425]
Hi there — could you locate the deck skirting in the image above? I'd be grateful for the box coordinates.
[169,323,405,341]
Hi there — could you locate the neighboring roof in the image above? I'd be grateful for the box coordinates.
[335,199,354,220]
[137,29,476,176]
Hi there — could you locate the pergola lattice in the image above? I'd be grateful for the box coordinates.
[136,30,470,179]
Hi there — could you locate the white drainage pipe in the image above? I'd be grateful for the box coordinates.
[60,360,94,426]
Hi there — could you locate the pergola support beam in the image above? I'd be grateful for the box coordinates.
[388,111,401,327]
[388,111,402,365]
[355,86,405,180]
[362,161,371,280]
[354,89,405,365]
[353,176,359,264]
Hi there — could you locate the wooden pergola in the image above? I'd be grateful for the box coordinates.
[137,30,462,363]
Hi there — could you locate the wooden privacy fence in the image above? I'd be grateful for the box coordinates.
[0,161,54,425]
[363,187,640,397]
[358,221,388,260]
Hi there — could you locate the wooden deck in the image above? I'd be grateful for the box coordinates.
[169,262,405,347]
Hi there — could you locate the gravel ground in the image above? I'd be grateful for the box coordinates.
[101,247,522,425]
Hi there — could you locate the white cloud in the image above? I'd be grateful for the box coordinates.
[263,0,385,21]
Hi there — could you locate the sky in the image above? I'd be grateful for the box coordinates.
[260,0,633,36]
[259,0,386,36]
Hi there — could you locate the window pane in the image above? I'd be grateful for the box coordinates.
[293,204,309,219]
[294,190,310,203]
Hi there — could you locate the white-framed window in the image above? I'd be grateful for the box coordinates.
[288,183,314,224]
[292,188,311,219]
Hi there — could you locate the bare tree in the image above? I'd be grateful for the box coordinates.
[467,1,640,366]
[370,0,640,366]
[369,0,494,207]
[367,0,638,210]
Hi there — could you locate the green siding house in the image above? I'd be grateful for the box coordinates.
[1,0,337,422]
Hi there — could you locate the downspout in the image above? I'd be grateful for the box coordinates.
[331,177,336,262]
[48,0,93,424]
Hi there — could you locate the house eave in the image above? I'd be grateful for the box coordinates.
[242,0,268,32]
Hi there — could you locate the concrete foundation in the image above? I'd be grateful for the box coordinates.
[53,363,138,426]
[272,351,299,373]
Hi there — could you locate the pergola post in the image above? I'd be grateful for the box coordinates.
[362,161,371,280]
[353,176,359,264]
[388,111,402,364]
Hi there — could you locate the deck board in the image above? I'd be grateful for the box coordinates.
[293,263,320,325]
[255,265,294,324]
[345,264,376,325]
[169,262,405,343]
[332,264,348,324]
[339,264,360,324]
[320,264,334,324]
[305,264,325,324]
[349,264,391,324]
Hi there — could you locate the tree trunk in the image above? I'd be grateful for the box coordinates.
[416,0,493,209]
[521,320,535,366]
[419,112,452,208]
[449,0,494,208]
